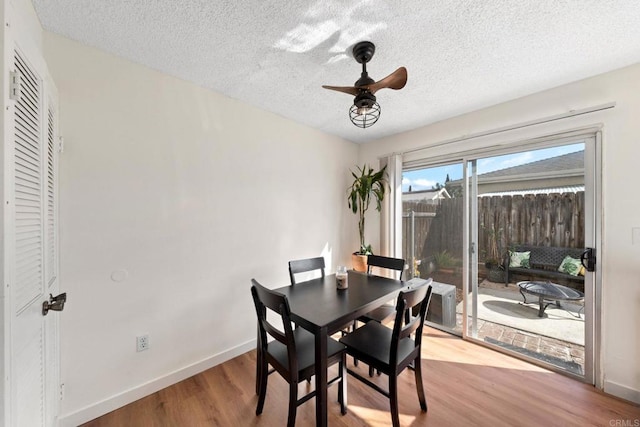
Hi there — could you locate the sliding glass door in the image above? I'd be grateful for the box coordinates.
[465,138,596,382]
[402,134,599,383]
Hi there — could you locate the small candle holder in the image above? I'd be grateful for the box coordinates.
[336,266,348,289]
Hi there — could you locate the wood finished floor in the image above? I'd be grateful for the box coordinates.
[82,328,640,426]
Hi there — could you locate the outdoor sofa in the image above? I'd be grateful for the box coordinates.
[504,244,585,287]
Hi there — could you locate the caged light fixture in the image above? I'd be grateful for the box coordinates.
[349,92,381,128]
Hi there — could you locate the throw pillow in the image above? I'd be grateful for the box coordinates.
[509,251,531,268]
[558,256,582,276]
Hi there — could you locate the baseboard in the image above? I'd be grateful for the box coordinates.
[58,339,256,427]
[604,379,640,404]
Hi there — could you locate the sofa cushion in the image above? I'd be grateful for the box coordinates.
[509,251,531,268]
[558,256,582,276]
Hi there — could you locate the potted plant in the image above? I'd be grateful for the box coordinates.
[347,164,388,271]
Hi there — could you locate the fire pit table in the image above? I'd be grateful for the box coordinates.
[517,281,584,317]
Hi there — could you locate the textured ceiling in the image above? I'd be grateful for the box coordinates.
[32,0,640,143]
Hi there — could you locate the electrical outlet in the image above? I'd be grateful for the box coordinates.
[136,334,150,352]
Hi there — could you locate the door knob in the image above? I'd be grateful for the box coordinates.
[42,292,67,315]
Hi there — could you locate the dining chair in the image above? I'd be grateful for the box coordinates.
[339,280,433,427]
[288,256,325,285]
[367,254,406,277]
[359,255,406,324]
[251,279,347,427]
[348,255,406,374]
[287,256,327,385]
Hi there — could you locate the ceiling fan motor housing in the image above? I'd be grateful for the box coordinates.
[354,91,376,109]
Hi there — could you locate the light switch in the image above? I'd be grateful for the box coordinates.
[633,228,640,245]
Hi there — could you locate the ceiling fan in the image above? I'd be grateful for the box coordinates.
[323,41,407,128]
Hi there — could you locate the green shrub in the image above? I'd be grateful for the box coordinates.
[433,250,460,269]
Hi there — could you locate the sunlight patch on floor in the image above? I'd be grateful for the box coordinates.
[347,405,415,427]
[422,352,549,372]
[421,335,551,373]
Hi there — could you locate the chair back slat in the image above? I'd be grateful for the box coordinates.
[288,256,325,284]
[367,255,405,280]
[390,279,433,365]
[399,314,422,341]
[262,318,288,346]
[251,279,298,373]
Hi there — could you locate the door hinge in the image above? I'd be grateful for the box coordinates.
[59,383,65,400]
[9,71,20,100]
[58,136,64,153]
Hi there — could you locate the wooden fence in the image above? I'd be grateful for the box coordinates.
[402,192,585,268]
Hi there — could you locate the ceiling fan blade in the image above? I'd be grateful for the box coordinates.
[322,85,360,96]
[367,67,407,94]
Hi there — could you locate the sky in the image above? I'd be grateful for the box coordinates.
[402,143,585,192]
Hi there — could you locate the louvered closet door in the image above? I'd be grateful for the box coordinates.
[11,48,59,427]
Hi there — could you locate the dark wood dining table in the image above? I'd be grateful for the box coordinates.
[274,270,407,427]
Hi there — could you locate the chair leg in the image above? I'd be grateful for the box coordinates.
[389,374,400,427]
[351,320,359,367]
[414,357,428,412]
[287,381,298,427]
[255,344,262,395]
[339,354,348,415]
[255,357,261,395]
[256,358,269,415]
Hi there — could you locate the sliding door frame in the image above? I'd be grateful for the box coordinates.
[401,128,602,386]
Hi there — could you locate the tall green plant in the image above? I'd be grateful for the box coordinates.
[484,224,503,263]
[347,164,388,254]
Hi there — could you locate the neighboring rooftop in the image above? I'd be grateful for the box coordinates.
[479,185,585,197]
[478,151,584,181]
[444,151,585,194]
[403,188,451,201]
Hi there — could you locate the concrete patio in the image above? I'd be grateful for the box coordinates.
[452,279,585,375]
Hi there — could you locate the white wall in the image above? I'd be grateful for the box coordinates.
[43,33,358,425]
[360,64,640,404]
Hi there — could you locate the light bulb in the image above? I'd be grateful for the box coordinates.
[356,106,371,115]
